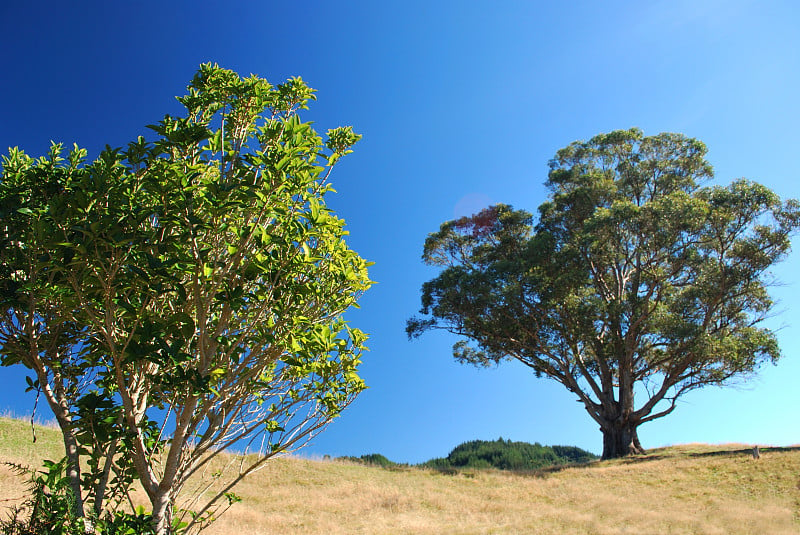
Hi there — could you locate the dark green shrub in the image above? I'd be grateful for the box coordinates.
[337,453,398,468]
[421,438,597,471]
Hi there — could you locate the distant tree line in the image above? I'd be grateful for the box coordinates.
[338,439,597,471]
[337,453,399,468]
[421,438,597,471]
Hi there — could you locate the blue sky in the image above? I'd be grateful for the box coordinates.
[1,1,799,463]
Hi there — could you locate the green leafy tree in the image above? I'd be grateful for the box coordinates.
[1,63,372,534]
[0,143,134,521]
[408,129,800,459]
[0,142,85,515]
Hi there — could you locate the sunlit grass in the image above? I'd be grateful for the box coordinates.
[1,417,798,534]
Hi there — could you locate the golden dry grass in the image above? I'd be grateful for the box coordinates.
[1,417,798,534]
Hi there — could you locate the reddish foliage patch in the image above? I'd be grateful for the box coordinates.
[453,206,500,238]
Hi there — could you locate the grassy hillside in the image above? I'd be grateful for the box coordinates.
[1,417,798,534]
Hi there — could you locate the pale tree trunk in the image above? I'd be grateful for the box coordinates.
[121,406,176,535]
[20,307,85,518]
[125,392,197,534]
[152,489,174,535]
[93,434,120,517]
[54,412,85,517]
[39,373,85,519]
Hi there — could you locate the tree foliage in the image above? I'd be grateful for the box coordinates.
[1,63,371,533]
[421,438,597,471]
[408,128,800,459]
[336,453,399,468]
[336,441,597,472]
[0,141,131,521]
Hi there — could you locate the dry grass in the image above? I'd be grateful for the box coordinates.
[0,416,64,510]
[1,417,798,534]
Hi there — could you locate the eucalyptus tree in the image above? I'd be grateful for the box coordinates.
[1,63,372,534]
[408,129,799,459]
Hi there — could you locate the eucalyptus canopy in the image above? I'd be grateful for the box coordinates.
[408,129,799,459]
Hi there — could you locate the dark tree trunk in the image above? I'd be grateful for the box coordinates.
[601,421,645,459]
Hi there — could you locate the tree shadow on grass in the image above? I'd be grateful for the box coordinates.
[587,445,800,467]
[686,445,800,458]
[488,445,800,479]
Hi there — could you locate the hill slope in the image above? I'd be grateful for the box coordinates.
[1,417,798,534]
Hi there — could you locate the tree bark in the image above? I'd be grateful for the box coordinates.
[57,419,85,518]
[94,434,119,517]
[151,489,173,535]
[601,420,645,459]
[40,375,85,519]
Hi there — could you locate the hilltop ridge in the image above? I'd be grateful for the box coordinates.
[1,418,798,534]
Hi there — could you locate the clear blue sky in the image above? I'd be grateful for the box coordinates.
[1,1,799,463]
